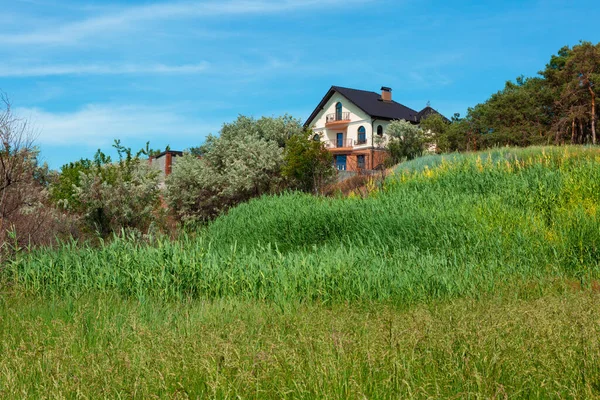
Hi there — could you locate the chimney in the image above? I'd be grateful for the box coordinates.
[381,86,392,102]
[165,152,173,175]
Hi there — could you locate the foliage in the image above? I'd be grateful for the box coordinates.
[438,41,600,151]
[187,146,203,157]
[384,119,426,165]
[217,114,304,148]
[281,133,334,194]
[51,141,162,237]
[73,161,161,237]
[418,113,452,154]
[469,76,555,147]
[550,41,600,144]
[419,113,448,138]
[49,159,93,209]
[165,115,303,222]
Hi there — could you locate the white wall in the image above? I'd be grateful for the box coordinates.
[309,93,372,146]
[308,92,396,148]
[372,119,392,148]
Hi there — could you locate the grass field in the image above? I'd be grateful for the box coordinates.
[1,289,599,398]
[2,146,600,398]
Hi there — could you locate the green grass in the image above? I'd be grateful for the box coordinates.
[2,145,600,398]
[1,289,599,398]
[4,146,600,303]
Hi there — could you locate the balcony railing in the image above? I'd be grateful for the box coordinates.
[324,139,354,149]
[325,112,350,124]
[355,138,367,145]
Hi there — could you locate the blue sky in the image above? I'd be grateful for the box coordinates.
[1,0,599,169]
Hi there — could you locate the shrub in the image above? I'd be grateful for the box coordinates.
[282,133,334,194]
[166,115,302,222]
[52,141,162,237]
[0,94,80,261]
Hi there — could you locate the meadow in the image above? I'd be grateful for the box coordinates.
[1,146,600,398]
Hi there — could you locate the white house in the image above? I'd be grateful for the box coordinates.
[304,86,445,171]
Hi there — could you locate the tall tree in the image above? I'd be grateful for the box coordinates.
[560,42,600,144]
[469,76,554,147]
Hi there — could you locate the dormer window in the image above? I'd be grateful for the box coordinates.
[377,125,383,136]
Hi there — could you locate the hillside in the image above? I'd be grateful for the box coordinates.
[7,146,600,302]
[2,146,600,398]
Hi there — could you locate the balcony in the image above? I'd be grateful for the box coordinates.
[324,139,354,150]
[325,112,351,127]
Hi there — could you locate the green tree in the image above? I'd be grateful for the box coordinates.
[436,41,600,150]
[468,76,554,147]
[385,120,426,165]
[74,160,161,237]
[552,41,600,144]
[282,133,334,194]
[420,113,450,153]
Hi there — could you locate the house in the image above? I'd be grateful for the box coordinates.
[304,86,445,171]
[148,150,183,186]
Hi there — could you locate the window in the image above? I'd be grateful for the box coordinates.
[335,102,342,120]
[357,155,365,170]
[357,126,366,144]
[377,125,383,136]
[336,132,344,148]
[312,134,320,141]
[335,155,347,171]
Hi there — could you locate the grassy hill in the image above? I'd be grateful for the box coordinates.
[2,146,600,398]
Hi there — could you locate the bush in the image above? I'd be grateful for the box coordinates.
[165,132,285,223]
[282,133,334,194]
[51,141,162,237]
[0,94,81,260]
[166,115,303,222]
[385,120,426,165]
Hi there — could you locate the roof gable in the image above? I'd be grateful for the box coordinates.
[304,86,419,127]
[416,106,450,123]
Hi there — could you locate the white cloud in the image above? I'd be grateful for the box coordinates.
[17,104,216,147]
[0,62,210,77]
[0,0,372,46]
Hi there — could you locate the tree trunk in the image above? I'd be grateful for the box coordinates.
[590,87,597,145]
[580,120,585,144]
[571,118,576,144]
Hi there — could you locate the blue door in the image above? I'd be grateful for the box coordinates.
[335,155,347,170]
[336,132,344,148]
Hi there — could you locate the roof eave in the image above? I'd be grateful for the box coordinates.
[303,86,337,128]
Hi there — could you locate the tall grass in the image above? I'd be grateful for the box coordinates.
[3,146,600,303]
[2,291,599,398]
